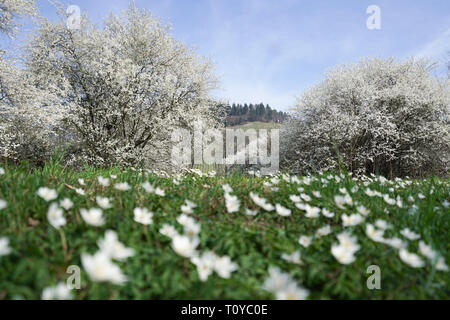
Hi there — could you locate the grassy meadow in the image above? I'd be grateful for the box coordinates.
[0,160,449,300]
[229,121,285,130]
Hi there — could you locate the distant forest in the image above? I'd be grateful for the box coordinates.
[219,103,289,126]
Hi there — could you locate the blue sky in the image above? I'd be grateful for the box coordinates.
[10,0,450,111]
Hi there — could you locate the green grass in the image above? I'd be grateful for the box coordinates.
[0,162,449,300]
[229,121,285,130]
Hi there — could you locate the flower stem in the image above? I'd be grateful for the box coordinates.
[59,228,69,261]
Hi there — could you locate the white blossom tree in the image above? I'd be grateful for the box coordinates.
[0,52,66,162]
[0,0,36,38]
[0,0,64,163]
[281,57,450,177]
[25,2,220,168]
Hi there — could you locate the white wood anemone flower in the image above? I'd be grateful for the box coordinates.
[80,208,105,227]
[316,225,332,238]
[298,235,313,248]
[365,224,385,243]
[331,232,360,265]
[0,199,7,211]
[400,228,420,241]
[59,198,73,211]
[37,187,58,202]
[0,237,12,257]
[399,249,425,268]
[275,204,291,217]
[225,193,240,214]
[190,252,215,282]
[341,214,364,227]
[281,251,303,265]
[213,255,238,279]
[133,207,153,225]
[249,192,274,211]
[96,196,113,210]
[245,208,258,216]
[97,230,134,262]
[41,282,73,300]
[262,267,310,300]
[159,224,178,238]
[304,205,320,218]
[171,234,199,258]
[114,182,131,191]
[81,251,128,284]
[98,176,110,187]
[47,203,66,229]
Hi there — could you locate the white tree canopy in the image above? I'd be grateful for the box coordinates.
[281,57,450,177]
[0,0,63,161]
[0,0,36,38]
[25,2,221,167]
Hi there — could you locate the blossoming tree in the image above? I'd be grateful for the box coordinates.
[0,0,64,162]
[281,58,450,177]
[0,0,36,38]
[25,3,220,168]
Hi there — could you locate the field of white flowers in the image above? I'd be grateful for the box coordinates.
[0,0,449,302]
[0,163,448,299]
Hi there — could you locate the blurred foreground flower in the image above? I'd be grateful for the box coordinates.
[41,282,72,300]
[37,187,57,202]
[263,267,309,300]
[82,251,128,284]
[0,237,12,257]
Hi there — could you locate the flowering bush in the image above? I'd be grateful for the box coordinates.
[281,58,450,177]
[25,3,220,169]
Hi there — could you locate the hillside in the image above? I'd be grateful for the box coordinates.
[220,103,289,127]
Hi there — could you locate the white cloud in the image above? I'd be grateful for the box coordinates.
[416,28,450,58]
[414,28,450,75]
